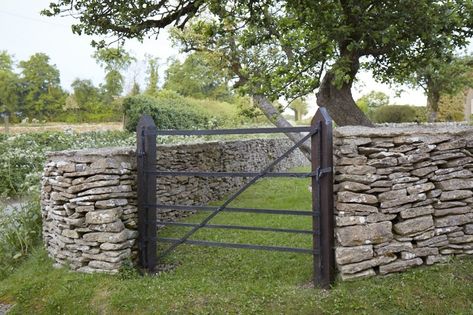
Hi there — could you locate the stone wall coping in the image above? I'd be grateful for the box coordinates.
[46,146,135,158]
[335,125,473,138]
[46,137,289,157]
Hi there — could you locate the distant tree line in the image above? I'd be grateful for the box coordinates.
[0,49,130,123]
[0,48,247,123]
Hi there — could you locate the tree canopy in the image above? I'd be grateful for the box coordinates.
[288,98,308,121]
[404,53,473,121]
[43,0,473,127]
[18,53,65,119]
[0,51,19,116]
[144,55,159,96]
[163,52,232,101]
[93,47,134,100]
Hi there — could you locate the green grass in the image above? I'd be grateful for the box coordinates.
[185,97,240,120]
[1,174,473,314]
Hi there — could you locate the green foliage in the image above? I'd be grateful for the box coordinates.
[235,95,263,120]
[372,105,425,123]
[437,92,466,122]
[0,50,123,123]
[0,51,14,72]
[163,52,233,101]
[18,53,66,120]
[412,106,429,123]
[289,98,308,121]
[122,94,220,132]
[129,81,141,96]
[0,197,42,280]
[0,51,17,118]
[60,79,123,123]
[93,48,134,72]
[93,48,134,100]
[0,131,135,198]
[356,90,390,120]
[356,91,390,110]
[403,54,473,121]
[144,55,159,96]
[43,0,473,125]
[0,68,20,120]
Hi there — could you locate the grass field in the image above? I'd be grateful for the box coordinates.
[1,172,473,314]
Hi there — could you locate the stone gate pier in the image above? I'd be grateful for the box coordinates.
[41,147,138,273]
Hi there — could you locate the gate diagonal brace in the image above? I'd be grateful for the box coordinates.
[157,128,318,260]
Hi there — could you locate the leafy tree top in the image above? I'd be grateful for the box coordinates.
[0,51,14,72]
[42,1,473,126]
[356,91,390,110]
[43,1,473,88]
[19,53,61,92]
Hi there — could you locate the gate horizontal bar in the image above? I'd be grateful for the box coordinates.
[156,126,316,136]
[151,204,316,216]
[158,237,316,254]
[150,171,313,178]
[157,221,315,234]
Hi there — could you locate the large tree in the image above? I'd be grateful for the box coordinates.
[70,79,104,112]
[402,54,473,122]
[289,98,308,121]
[0,51,20,119]
[18,53,65,119]
[43,0,473,131]
[164,52,232,101]
[93,48,134,101]
[144,55,159,96]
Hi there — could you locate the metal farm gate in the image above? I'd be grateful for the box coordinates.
[136,107,335,288]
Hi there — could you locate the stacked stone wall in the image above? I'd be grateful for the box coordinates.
[333,125,473,280]
[41,138,308,273]
[41,147,138,274]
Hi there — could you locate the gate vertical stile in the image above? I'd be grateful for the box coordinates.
[311,108,335,289]
[136,115,157,273]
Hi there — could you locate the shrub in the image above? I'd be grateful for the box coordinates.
[123,95,221,132]
[0,197,42,279]
[372,105,425,123]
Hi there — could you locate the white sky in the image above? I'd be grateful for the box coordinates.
[0,0,427,107]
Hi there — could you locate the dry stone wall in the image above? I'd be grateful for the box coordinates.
[41,138,307,273]
[41,147,138,274]
[333,125,473,280]
[155,139,308,221]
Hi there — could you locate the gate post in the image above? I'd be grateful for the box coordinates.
[136,115,157,273]
[311,107,335,288]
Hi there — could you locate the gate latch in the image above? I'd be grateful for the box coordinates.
[316,166,332,181]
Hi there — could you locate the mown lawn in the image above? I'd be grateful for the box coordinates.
[1,173,473,314]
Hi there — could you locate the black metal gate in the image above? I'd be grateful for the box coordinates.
[136,107,335,288]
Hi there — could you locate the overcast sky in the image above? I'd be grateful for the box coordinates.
[0,0,427,106]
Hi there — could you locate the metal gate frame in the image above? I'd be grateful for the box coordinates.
[136,107,335,288]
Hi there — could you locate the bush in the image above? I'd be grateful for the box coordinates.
[0,197,42,279]
[123,95,221,132]
[372,105,425,123]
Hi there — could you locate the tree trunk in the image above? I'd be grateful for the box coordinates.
[316,71,374,127]
[426,92,440,123]
[253,94,311,161]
